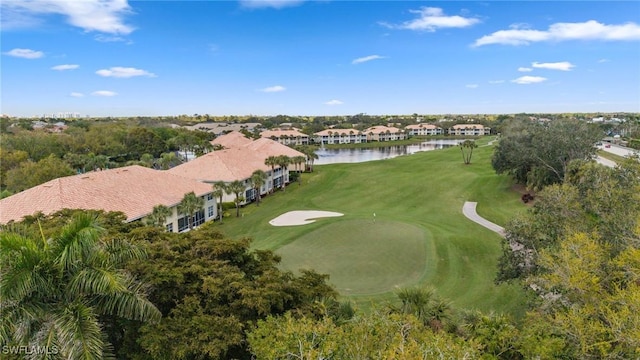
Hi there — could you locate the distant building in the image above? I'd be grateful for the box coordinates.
[364,125,406,142]
[448,124,491,136]
[184,122,262,135]
[260,129,309,146]
[313,129,368,144]
[405,124,443,136]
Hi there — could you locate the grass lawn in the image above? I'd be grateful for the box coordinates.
[278,219,428,296]
[214,137,529,319]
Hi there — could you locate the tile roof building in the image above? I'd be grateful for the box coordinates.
[0,165,216,232]
[405,124,443,136]
[364,125,406,142]
[313,129,368,144]
[448,124,491,136]
[173,131,306,204]
[211,130,254,148]
[260,129,310,146]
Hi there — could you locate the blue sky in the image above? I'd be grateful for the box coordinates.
[2,1,639,117]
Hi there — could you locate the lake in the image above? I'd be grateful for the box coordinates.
[315,139,464,165]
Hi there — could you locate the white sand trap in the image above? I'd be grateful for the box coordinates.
[269,210,344,226]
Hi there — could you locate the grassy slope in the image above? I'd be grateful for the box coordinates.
[215,138,529,318]
[277,219,428,296]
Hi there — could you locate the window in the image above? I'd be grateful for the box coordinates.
[208,206,214,218]
[206,194,213,201]
[245,188,256,202]
[177,217,189,232]
[166,223,173,232]
[177,209,206,232]
[193,209,205,227]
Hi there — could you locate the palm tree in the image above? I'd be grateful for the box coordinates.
[306,149,319,172]
[264,156,279,193]
[250,170,267,206]
[460,139,478,165]
[146,204,172,228]
[212,181,227,223]
[292,155,306,173]
[292,155,307,184]
[139,153,155,168]
[394,286,450,331]
[0,213,160,358]
[226,180,245,217]
[177,191,204,231]
[275,155,291,191]
[158,152,180,170]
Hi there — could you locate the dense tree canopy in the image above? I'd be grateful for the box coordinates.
[492,118,603,190]
[119,224,338,359]
[0,213,160,359]
[496,158,640,359]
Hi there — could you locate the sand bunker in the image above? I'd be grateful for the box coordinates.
[269,210,344,226]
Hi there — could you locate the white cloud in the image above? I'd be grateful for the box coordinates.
[260,85,286,93]
[382,7,479,32]
[512,76,547,84]
[324,99,343,105]
[466,84,479,89]
[352,55,386,64]
[598,58,609,63]
[518,67,533,72]
[532,61,575,71]
[92,90,117,97]
[4,48,43,59]
[1,0,135,34]
[70,92,84,97]
[239,0,304,9]
[474,20,640,46]
[52,64,79,71]
[94,34,128,43]
[96,67,156,78]
[488,80,505,84]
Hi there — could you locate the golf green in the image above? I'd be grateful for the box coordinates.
[277,219,428,296]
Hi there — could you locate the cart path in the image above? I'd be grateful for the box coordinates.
[462,201,505,237]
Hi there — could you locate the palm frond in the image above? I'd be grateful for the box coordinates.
[67,268,128,297]
[2,261,54,303]
[54,302,104,360]
[93,289,161,323]
[102,238,148,267]
[52,214,104,273]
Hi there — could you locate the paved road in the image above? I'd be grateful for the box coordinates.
[600,143,638,157]
[462,201,505,237]
[595,156,616,168]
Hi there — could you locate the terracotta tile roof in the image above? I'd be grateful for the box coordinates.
[365,125,402,134]
[167,147,272,182]
[260,129,309,138]
[452,124,486,129]
[243,138,306,158]
[211,131,253,148]
[170,137,305,183]
[314,129,362,136]
[0,165,212,224]
[405,124,440,129]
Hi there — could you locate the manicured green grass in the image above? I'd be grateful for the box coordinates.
[277,220,428,296]
[214,137,529,318]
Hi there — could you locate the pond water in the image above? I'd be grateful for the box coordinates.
[314,139,464,165]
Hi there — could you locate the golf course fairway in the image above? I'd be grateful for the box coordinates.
[217,138,529,318]
[277,219,428,296]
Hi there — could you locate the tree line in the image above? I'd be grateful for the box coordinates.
[0,122,213,196]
